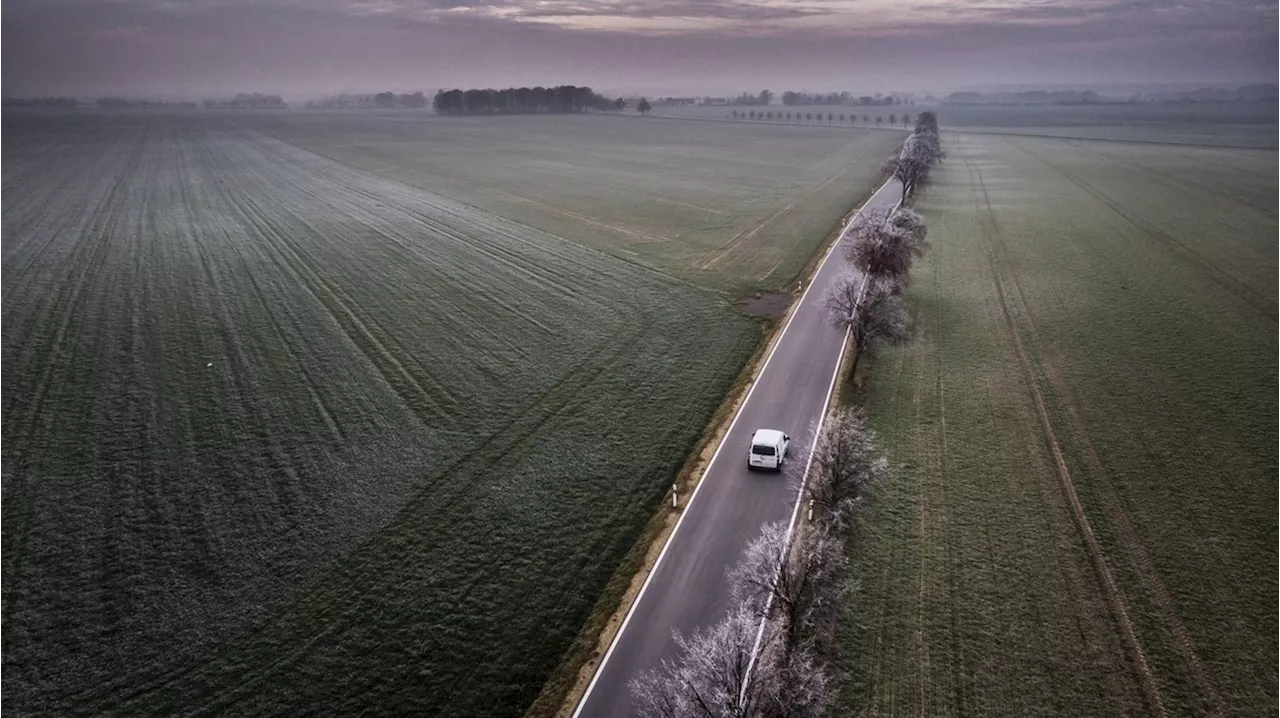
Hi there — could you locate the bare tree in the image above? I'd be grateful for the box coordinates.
[914,110,938,134]
[905,130,945,165]
[825,275,911,379]
[800,408,889,529]
[881,150,931,201]
[843,207,929,287]
[729,521,846,650]
[755,638,828,718]
[631,605,784,718]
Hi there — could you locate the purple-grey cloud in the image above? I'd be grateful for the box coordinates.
[2,0,1275,97]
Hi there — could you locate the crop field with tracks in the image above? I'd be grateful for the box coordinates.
[833,132,1277,715]
[0,111,891,715]
[251,111,904,292]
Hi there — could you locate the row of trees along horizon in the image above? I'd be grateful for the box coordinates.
[732,109,915,127]
[724,90,908,106]
[1,88,907,112]
[630,113,945,718]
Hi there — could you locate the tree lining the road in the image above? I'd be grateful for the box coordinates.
[882,111,946,200]
[630,119,940,716]
[630,409,891,718]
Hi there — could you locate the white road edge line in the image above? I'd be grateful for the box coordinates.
[572,177,896,717]
[738,322,850,704]
[739,193,903,700]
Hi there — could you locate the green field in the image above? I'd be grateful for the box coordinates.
[832,133,1277,714]
[0,111,893,715]
[250,111,903,292]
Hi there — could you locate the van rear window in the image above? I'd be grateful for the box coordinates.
[751,445,776,456]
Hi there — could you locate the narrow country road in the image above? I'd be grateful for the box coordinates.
[574,177,904,717]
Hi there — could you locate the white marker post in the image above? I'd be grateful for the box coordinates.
[808,499,814,522]
[672,483,678,509]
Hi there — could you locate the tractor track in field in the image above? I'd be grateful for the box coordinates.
[217,170,464,429]
[697,136,877,272]
[978,137,1230,714]
[113,330,660,716]
[92,132,665,713]
[0,133,146,670]
[1060,139,1276,216]
[1006,136,1276,323]
[957,142,1167,717]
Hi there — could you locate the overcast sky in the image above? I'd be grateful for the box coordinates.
[3,0,1276,99]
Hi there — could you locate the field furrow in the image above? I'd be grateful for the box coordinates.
[835,132,1276,716]
[2,112,792,716]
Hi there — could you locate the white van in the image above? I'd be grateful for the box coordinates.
[747,429,790,471]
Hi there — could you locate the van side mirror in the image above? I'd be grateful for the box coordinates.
[784,434,790,441]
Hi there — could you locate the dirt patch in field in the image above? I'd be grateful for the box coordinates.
[736,290,795,319]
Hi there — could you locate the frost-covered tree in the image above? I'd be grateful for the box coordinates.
[843,207,929,287]
[826,276,911,379]
[882,150,930,200]
[800,408,889,529]
[728,521,846,649]
[631,605,780,718]
[913,110,939,134]
[907,130,945,165]
[634,560,832,717]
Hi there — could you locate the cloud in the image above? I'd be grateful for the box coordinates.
[2,0,1275,96]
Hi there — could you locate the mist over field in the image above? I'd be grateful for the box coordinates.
[3,0,1276,717]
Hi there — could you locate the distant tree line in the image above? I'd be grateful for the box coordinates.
[432,86,625,115]
[202,93,287,109]
[2,97,79,108]
[306,92,427,109]
[944,84,1279,105]
[96,98,197,109]
[944,90,1103,105]
[728,91,772,106]
[782,91,906,106]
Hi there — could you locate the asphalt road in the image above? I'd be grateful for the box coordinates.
[574,177,904,717]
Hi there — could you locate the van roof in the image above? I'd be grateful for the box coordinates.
[751,429,786,446]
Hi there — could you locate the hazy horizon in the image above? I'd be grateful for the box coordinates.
[3,0,1276,101]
